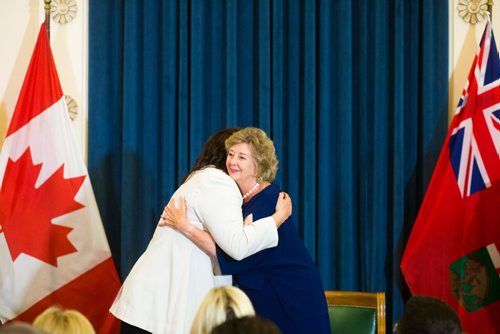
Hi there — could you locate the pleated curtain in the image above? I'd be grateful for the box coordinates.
[88,0,449,328]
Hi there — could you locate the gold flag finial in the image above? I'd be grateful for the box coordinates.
[44,0,51,39]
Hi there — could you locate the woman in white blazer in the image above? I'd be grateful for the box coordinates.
[110,128,291,334]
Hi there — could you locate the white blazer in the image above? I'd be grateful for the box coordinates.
[110,167,278,334]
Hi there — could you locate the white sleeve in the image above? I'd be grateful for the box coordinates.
[194,170,278,260]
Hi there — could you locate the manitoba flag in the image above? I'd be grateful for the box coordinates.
[0,24,120,332]
[401,20,500,333]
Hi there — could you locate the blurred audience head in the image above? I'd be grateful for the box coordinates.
[210,315,281,334]
[32,306,95,334]
[396,296,462,334]
[190,286,255,334]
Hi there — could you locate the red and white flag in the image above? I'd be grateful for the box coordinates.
[401,20,500,333]
[0,23,120,333]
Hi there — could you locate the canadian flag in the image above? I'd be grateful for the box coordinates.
[0,24,121,332]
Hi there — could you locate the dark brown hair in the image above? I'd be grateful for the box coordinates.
[211,315,281,334]
[182,128,240,183]
[397,296,462,334]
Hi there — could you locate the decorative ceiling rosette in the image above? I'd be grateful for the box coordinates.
[50,0,78,25]
[65,95,78,121]
[457,0,491,24]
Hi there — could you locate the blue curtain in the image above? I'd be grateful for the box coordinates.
[88,0,448,328]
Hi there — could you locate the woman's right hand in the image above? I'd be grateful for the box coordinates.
[272,192,292,228]
[160,196,217,257]
[159,197,192,234]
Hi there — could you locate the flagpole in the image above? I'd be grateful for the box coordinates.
[488,0,493,20]
[44,0,51,40]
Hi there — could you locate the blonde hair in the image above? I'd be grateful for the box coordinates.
[190,286,255,334]
[32,306,95,334]
[225,127,278,182]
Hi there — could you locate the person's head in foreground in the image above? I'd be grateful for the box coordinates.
[190,285,255,334]
[210,315,282,334]
[396,296,462,334]
[32,306,95,334]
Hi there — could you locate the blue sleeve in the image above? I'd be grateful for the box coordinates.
[216,245,267,274]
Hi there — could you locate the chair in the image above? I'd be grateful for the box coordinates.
[324,290,386,334]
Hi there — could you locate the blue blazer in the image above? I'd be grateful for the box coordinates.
[216,184,330,334]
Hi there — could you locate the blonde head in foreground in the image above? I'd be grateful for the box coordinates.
[190,286,255,334]
[32,306,95,334]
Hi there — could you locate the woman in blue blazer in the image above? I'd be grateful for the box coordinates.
[165,127,330,334]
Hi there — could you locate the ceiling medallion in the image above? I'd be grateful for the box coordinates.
[65,95,78,121]
[50,0,78,25]
[457,0,490,24]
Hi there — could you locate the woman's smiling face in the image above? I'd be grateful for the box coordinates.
[226,143,258,187]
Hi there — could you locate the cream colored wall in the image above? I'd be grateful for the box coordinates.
[0,1,498,160]
[450,0,500,122]
[0,0,88,161]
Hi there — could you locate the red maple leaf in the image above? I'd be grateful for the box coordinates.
[0,147,86,266]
